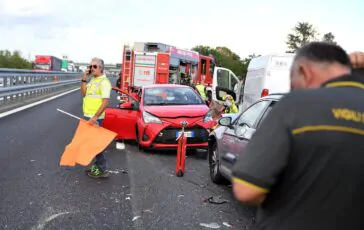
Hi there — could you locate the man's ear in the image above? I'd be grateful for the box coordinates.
[299,63,313,84]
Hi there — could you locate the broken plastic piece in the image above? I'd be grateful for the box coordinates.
[223,222,232,227]
[200,223,220,229]
[204,196,228,204]
[116,142,125,150]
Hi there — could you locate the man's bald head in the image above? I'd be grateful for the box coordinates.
[290,42,352,90]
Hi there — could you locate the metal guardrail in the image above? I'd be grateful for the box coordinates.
[0,68,82,111]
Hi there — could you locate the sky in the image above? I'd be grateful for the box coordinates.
[0,0,363,64]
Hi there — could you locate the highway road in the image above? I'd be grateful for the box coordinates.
[0,85,256,229]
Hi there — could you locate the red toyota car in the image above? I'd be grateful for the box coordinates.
[102,84,215,150]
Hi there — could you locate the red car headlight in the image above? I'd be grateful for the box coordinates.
[142,111,162,124]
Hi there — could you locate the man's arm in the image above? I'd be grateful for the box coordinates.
[232,98,292,205]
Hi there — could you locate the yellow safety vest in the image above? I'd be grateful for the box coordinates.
[196,84,206,99]
[83,75,110,118]
[223,95,238,114]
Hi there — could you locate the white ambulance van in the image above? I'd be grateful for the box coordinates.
[241,53,295,112]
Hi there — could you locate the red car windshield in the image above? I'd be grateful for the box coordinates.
[143,87,205,106]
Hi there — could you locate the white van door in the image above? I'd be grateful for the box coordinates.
[241,68,266,112]
[264,56,293,94]
[241,54,294,111]
[212,67,241,103]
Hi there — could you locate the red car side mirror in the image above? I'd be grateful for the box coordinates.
[120,102,132,109]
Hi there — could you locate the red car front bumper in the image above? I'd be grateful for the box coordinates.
[137,119,214,149]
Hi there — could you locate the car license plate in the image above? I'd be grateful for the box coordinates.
[176,131,194,138]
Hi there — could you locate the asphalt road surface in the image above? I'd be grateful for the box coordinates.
[0,81,255,230]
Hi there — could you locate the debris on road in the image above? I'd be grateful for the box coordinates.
[37,173,42,176]
[116,142,125,150]
[185,178,207,188]
[204,196,228,204]
[178,195,184,198]
[132,216,140,221]
[223,222,232,227]
[108,168,128,174]
[200,222,221,229]
[125,197,131,200]
[142,209,153,213]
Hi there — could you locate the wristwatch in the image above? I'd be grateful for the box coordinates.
[81,79,87,83]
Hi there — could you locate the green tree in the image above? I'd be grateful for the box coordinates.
[191,45,213,56]
[0,50,32,69]
[192,45,257,79]
[242,54,260,66]
[286,22,318,53]
[322,32,337,44]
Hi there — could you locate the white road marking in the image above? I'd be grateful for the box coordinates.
[32,211,73,230]
[0,88,79,119]
[57,108,81,120]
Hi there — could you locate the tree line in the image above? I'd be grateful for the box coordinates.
[193,21,337,80]
[0,21,337,77]
[0,50,32,69]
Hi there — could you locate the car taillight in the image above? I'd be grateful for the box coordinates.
[261,88,269,97]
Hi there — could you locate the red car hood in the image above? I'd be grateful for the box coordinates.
[144,105,209,118]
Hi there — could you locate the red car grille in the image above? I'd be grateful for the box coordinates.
[153,126,209,144]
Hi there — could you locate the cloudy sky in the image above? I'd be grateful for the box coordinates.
[1,0,363,63]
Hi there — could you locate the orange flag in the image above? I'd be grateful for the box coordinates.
[60,119,117,166]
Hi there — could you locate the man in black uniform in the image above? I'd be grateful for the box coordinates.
[231,42,364,230]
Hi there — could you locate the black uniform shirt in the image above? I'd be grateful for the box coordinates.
[232,73,364,230]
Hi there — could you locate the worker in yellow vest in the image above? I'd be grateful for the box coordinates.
[223,95,238,114]
[81,57,112,178]
[195,82,207,100]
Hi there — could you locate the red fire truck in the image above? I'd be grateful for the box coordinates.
[118,42,243,104]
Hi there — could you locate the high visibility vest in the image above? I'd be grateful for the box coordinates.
[83,75,110,118]
[196,84,206,99]
[223,95,238,114]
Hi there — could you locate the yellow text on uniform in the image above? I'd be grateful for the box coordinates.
[331,108,364,123]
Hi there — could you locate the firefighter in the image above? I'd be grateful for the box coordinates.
[223,94,238,114]
[231,43,364,229]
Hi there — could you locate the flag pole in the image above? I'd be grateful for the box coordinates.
[57,108,81,120]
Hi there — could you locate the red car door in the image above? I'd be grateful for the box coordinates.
[102,90,140,140]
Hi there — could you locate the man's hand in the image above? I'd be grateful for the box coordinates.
[82,70,89,81]
[89,116,99,126]
[81,69,91,97]
[349,52,364,68]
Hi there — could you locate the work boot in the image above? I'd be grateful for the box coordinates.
[84,165,97,174]
[87,165,109,178]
